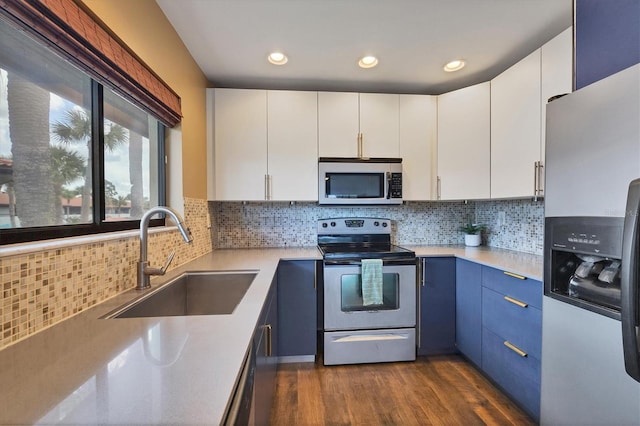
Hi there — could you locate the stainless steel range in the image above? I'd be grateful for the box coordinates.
[318,217,417,365]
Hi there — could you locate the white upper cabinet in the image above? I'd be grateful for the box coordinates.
[541,27,573,173]
[213,88,268,201]
[318,92,400,158]
[437,82,491,200]
[399,94,437,200]
[318,92,359,157]
[267,90,318,201]
[359,93,400,158]
[490,27,573,199]
[491,50,542,199]
[210,88,318,201]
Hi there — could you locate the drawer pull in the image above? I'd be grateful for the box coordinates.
[504,295,528,308]
[504,341,528,357]
[503,271,527,280]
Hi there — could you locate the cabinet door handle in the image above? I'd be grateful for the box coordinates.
[357,133,363,158]
[533,161,538,199]
[437,176,441,200]
[313,262,317,290]
[504,340,528,357]
[503,271,526,280]
[504,295,528,308]
[537,161,544,196]
[421,258,426,287]
[264,324,272,357]
[264,174,269,200]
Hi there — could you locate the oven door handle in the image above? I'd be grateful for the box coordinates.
[622,178,640,382]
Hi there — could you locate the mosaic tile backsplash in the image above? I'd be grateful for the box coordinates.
[0,197,212,350]
[210,199,544,254]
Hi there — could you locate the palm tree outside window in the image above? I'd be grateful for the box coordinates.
[0,16,166,244]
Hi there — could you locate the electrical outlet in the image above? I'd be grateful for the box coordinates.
[497,211,506,227]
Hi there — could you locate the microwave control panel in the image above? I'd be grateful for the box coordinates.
[389,173,402,198]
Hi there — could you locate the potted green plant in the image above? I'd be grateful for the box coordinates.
[459,223,485,247]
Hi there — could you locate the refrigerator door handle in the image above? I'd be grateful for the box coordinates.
[621,178,640,382]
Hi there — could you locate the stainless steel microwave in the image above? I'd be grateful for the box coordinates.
[318,158,402,205]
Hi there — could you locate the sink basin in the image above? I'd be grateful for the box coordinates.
[105,271,257,318]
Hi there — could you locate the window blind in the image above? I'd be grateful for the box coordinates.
[0,0,182,127]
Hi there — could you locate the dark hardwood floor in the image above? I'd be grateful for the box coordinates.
[270,355,535,425]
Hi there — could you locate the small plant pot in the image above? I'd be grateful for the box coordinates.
[465,234,481,247]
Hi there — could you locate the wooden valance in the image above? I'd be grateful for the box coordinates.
[0,0,182,127]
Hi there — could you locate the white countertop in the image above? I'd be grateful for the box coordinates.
[406,245,543,280]
[0,245,541,425]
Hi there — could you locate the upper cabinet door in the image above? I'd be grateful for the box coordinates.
[267,90,318,201]
[491,50,542,199]
[359,93,400,158]
[399,95,437,201]
[437,82,491,200]
[541,27,573,168]
[318,92,359,157]
[214,88,267,201]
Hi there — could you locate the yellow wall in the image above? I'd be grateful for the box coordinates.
[82,0,208,199]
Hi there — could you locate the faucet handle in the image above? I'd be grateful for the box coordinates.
[160,251,176,274]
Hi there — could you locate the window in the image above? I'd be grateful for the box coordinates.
[0,16,165,244]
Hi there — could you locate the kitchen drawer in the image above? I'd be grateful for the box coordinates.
[482,287,542,360]
[481,266,542,309]
[482,327,541,420]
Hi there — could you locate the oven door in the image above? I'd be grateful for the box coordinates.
[323,261,416,330]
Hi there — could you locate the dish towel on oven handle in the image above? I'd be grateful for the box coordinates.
[361,258,383,306]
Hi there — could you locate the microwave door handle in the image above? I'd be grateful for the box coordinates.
[386,172,391,199]
[622,178,640,382]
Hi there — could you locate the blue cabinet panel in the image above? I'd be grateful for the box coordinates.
[455,259,482,366]
[482,287,542,361]
[482,327,541,420]
[481,266,542,309]
[575,0,640,89]
[418,257,456,355]
[277,260,317,358]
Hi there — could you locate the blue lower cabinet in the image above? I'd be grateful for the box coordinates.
[455,259,483,366]
[480,264,542,422]
[482,287,542,360]
[482,327,541,420]
[418,257,456,355]
[277,260,318,361]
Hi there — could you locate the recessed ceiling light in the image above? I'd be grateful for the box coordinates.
[268,52,288,65]
[444,59,465,72]
[358,55,378,69]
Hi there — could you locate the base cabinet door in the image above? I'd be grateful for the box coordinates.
[481,265,542,421]
[277,260,317,361]
[252,276,278,425]
[482,327,541,418]
[418,257,456,355]
[455,259,482,366]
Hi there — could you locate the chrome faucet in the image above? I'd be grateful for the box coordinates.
[137,206,193,290]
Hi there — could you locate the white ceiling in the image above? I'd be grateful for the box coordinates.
[156,0,573,95]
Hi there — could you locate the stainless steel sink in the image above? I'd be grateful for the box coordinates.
[104,271,257,318]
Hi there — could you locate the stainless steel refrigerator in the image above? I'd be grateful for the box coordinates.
[542,63,640,424]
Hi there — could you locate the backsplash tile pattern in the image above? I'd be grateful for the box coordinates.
[475,199,545,254]
[0,197,211,350]
[210,199,544,255]
[211,201,476,248]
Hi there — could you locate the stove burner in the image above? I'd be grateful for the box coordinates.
[317,217,415,262]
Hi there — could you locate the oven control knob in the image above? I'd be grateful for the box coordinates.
[382,222,388,227]
[322,223,328,228]
[374,221,380,226]
[330,221,336,227]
